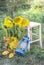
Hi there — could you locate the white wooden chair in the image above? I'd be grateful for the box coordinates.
[27,22,42,49]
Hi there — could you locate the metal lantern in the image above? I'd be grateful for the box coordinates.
[15,37,30,55]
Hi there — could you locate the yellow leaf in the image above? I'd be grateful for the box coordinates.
[8,53,14,58]
[2,50,9,55]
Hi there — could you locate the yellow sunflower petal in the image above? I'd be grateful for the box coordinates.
[8,53,14,58]
[2,50,9,55]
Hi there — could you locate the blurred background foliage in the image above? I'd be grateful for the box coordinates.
[0,0,44,21]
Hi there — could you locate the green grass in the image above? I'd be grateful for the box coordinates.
[0,43,44,65]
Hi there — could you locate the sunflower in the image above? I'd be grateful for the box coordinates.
[4,16,13,28]
[14,16,23,26]
[21,19,30,27]
[7,37,19,50]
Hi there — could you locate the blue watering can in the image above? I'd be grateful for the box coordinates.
[15,37,30,55]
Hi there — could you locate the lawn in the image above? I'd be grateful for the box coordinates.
[0,43,44,65]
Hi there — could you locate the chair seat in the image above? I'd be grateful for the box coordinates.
[29,22,41,28]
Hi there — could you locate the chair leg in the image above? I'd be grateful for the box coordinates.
[28,44,30,51]
[28,26,32,41]
[30,28,32,41]
[28,26,31,39]
[39,25,42,48]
